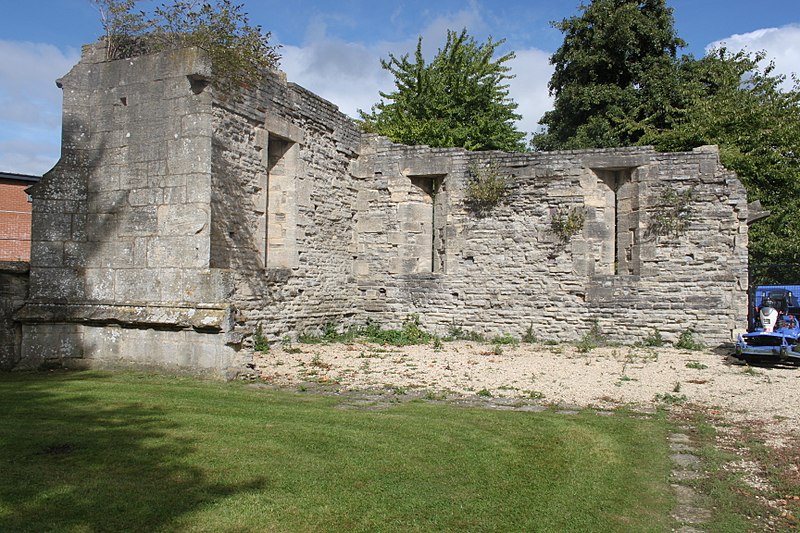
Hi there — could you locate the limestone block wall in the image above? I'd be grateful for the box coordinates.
[0,262,28,370]
[16,45,241,376]
[209,72,365,341]
[351,139,748,346]
[14,44,749,376]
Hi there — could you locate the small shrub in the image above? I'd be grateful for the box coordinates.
[672,381,682,393]
[281,335,302,354]
[641,329,666,347]
[654,392,687,405]
[550,205,586,243]
[492,345,504,356]
[492,334,519,346]
[526,390,545,400]
[297,331,323,344]
[477,388,493,398]
[522,323,537,344]
[425,390,448,401]
[685,361,708,370]
[675,328,704,351]
[432,336,444,350]
[362,315,432,346]
[446,320,466,340]
[310,354,331,370]
[253,325,270,352]
[445,320,485,342]
[576,321,607,353]
[741,364,762,376]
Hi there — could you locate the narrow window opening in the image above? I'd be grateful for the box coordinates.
[593,168,636,276]
[406,175,445,273]
[265,136,292,269]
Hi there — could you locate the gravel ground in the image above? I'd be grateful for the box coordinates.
[255,341,800,439]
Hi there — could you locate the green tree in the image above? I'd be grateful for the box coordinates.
[92,0,280,98]
[644,49,800,265]
[359,29,526,152]
[532,0,685,150]
[535,0,800,266]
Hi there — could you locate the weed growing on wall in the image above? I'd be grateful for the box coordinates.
[465,162,511,216]
[649,187,693,238]
[675,328,704,351]
[550,205,586,243]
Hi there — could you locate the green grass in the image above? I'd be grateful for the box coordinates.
[0,371,675,532]
[685,411,800,532]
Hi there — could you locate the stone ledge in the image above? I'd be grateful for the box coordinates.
[0,261,30,274]
[14,302,230,331]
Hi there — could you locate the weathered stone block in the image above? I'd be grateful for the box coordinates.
[157,204,208,236]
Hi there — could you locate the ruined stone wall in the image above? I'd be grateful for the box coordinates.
[0,262,28,370]
[209,73,364,341]
[15,45,748,376]
[351,138,748,346]
[16,45,242,376]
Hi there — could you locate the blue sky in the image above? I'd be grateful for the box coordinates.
[1,0,798,175]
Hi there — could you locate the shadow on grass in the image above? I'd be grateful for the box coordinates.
[0,371,264,532]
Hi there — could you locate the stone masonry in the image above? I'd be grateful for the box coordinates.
[0,262,28,370]
[12,45,749,377]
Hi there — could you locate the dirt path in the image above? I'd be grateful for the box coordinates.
[255,341,800,441]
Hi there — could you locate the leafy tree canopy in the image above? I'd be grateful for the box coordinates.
[532,0,685,150]
[92,0,280,97]
[536,0,800,266]
[644,49,800,264]
[359,29,526,152]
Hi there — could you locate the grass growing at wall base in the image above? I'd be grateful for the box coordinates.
[0,371,674,532]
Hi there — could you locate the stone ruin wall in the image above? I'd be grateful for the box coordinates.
[0,262,28,370]
[348,139,748,343]
[15,46,241,375]
[10,45,749,376]
[210,73,365,343]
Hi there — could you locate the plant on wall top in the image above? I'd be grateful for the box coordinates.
[92,0,281,99]
[465,161,512,216]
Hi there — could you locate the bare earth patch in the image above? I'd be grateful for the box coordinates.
[255,341,800,440]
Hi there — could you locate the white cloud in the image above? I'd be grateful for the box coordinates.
[279,2,553,134]
[506,48,554,136]
[0,139,61,176]
[417,0,487,48]
[280,40,392,119]
[278,6,486,119]
[0,41,78,129]
[0,41,78,174]
[708,24,800,88]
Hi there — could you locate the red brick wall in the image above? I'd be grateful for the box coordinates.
[0,180,34,261]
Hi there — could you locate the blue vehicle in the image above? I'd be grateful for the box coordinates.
[735,285,800,363]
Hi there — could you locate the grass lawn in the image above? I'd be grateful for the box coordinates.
[0,371,674,532]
